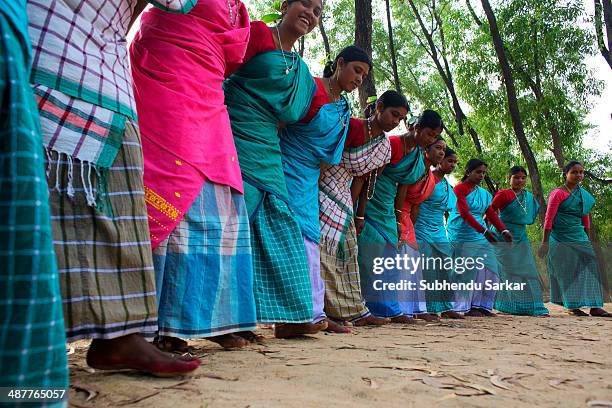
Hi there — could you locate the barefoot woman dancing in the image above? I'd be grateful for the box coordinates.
[225,0,329,338]
[538,161,611,318]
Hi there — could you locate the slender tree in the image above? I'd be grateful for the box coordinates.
[355,0,377,110]
[480,0,546,220]
[385,0,402,93]
[319,17,331,59]
[595,0,612,69]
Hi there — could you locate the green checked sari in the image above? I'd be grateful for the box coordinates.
[0,1,68,398]
[224,50,316,323]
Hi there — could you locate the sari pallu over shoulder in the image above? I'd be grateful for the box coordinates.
[400,169,438,245]
[281,97,350,243]
[493,191,540,278]
[414,177,456,256]
[363,146,425,247]
[548,186,603,309]
[447,186,498,274]
[224,50,316,215]
[319,133,391,257]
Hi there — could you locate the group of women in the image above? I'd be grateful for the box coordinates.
[1,0,609,395]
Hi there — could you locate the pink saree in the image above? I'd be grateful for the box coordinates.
[130,0,249,248]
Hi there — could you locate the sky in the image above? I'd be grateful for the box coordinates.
[132,1,610,151]
[239,0,611,151]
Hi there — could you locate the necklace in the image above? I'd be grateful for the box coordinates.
[366,118,379,200]
[227,0,238,27]
[327,78,346,128]
[512,189,527,214]
[275,25,296,75]
[563,184,575,194]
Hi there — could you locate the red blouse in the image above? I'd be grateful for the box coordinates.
[388,136,404,165]
[345,118,367,148]
[454,182,507,233]
[543,188,590,230]
[301,78,330,123]
[491,189,516,212]
[226,21,276,76]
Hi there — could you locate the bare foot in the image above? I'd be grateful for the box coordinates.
[208,334,249,349]
[537,314,550,318]
[153,335,189,352]
[570,309,589,317]
[274,321,328,338]
[86,333,200,377]
[416,313,439,322]
[464,309,484,317]
[590,308,612,317]
[477,308,497,317]
[441,311,464,319]
[324,319,351,334]
[390,315,417,324]
[352,314,390,327]
[235,331,266,344]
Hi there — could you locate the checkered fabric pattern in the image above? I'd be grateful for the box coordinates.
[27,0,196,174]
[153,181,257,338]
[27,0,197,119]
[0,3,68,396]
[46,120,158,341]
[321,218,371,321]
[250,193,313,323]
[319,134,390,257]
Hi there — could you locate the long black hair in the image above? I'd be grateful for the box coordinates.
[461,158,487,181]
[418,109,443,130]
[364,90,409,118]
[509,165,527,177]
[562,160,582,179]
[444,147,457,158]
[323,45,372,78]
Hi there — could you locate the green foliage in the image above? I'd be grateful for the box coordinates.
[243,0,612,249]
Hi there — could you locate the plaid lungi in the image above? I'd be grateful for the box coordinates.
[153,181,257,338]
[0,8,68,394]
[46,118,158,341]
[321,218,371,321]
[249,190,313,323]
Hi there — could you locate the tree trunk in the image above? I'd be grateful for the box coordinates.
[595,0,612,69]
[406,0,495,192]
[385,0,402,93]
[480,0,546,221]
[318,18,331,59]
[298,36,305,57]
[355,0,377,111]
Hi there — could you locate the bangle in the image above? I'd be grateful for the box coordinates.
[355,215,365,220]
[394,209,402,214]
[501,229,510,235]
[396,222,402,226]
[482,229,488,235]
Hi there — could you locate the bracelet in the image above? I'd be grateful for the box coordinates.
[355,215,365,220]
[501,229,510,235]
[394,209,402,214]
[481,229,488,235]
[396,222,402,226]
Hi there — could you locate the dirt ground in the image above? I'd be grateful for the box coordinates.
[67,303,612,408]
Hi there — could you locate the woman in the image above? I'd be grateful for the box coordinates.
[131,0,258,350]
[29,0,200,375]
[492,166,549,316]
[224,0,327,338]
[281,46,372,333]
[1,0,68,392]
[397,136,448,321]
[538,161,611,317]
[358,108,442,323]
[414,148,464,319]
[447,159,512,317]
[318,97,400,328]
